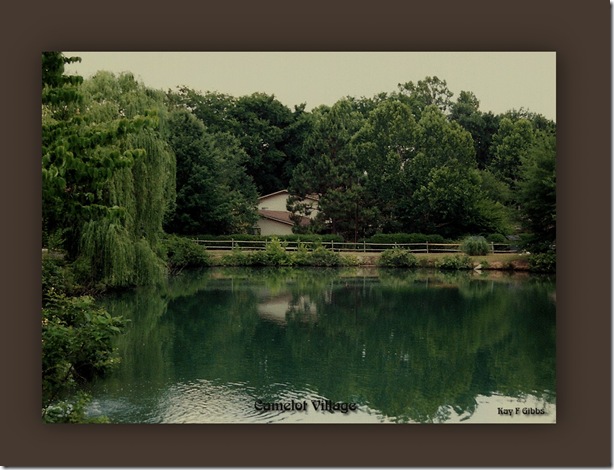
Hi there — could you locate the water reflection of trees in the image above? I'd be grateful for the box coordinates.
[97,267,555,423]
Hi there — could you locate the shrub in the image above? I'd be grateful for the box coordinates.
[255,237,294,266]
[292,243,312,266]
[461,236,491,256]
[42,292,125,422]
[528,253,556,273]
[379,249,418,268]
[435,254,473,270]
[306,246,347,267]
[42,257,72,299]
[162,235,211,273]
[220,249,254,266]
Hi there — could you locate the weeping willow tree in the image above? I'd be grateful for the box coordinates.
[76,72,176,287]
[43,58,176,287]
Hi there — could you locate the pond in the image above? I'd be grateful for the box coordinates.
[85,267,556,424]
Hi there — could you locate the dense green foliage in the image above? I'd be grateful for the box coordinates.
[435,254,474,270]
[164,110,258,235]
[527,253,557,273]
[461,236,491,256]
[162,235,211,273]
[42,258,125,422]
[287,94,519,240]
[517,133,556,253]
[169,88,310,195]
[219,238,357,267]
[378,249,419,268]
[43,54,176,288]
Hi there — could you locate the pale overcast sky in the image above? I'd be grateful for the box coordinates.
[64,52,556,121]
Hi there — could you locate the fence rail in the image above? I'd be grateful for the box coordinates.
[190,239,519,254]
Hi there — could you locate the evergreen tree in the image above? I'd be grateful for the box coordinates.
[165,109,258,235]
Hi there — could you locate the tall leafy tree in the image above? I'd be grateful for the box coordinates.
[402,106,507,236]
[171,88,301,195]
[449,91,501,170]
[488,117,535,191]
[289,99,376,240]
[517,133,556,252]
[165,109,258,235]
[43,61,176,287]
[350,98,419,232]
[230,93,295,194]
[395,76,454,118]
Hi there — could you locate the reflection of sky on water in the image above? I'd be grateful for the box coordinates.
[90,379,554,424]
[90,379,390,423]
[439,394,555,424]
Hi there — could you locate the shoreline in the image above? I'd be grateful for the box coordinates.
[205,250,534,271]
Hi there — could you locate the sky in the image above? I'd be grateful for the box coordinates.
[64,52,556,121]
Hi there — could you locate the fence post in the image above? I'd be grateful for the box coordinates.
[231,238,234,249]
[331,240,334,252]
[426,241,429,253]
[363,240,366,252]
[491,242,494,253]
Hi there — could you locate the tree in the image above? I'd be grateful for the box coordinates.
[230,92,296,194]
[517,133,556,252]
[171,88,302,196]
[165,109,258,235]
[289,99,376,240]
[395,76,454,118]
[488,117,535,191]
[399,106,507,236]
[43,62,176,287]
[350,98,419,232]
[449,91,501,170]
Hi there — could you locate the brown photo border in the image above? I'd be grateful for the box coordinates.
[1,0,610,466]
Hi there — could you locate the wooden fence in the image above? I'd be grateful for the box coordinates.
[190,239,519,254]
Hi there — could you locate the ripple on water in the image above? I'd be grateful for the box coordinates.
[136,380,391,423]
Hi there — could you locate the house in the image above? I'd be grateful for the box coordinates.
[254,190,318,236]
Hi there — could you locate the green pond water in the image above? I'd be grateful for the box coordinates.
[85,267,556,424]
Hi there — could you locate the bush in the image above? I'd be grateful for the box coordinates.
[435,254,473,270]
[220,247,259,266]
[528,253,556,273]
[42,254,124,422]
[219,239,355,267]
[461,236,491,256]
[162,235,211,273]
[379,249,418,268]
[42,292,125,422]
[42,257,73,299]
[253,238,294,266]
[306,246,350,267]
